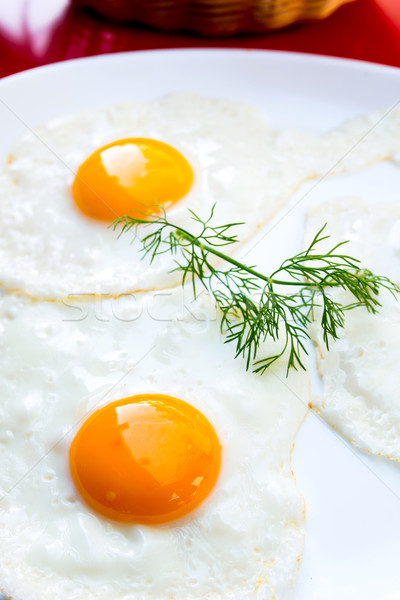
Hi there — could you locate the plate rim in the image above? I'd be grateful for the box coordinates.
[1,47,400,89]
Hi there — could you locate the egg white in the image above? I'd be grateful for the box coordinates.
[305,197,400,460]
[0,288,309,600]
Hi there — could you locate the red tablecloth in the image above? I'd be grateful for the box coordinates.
[0,0,400,79]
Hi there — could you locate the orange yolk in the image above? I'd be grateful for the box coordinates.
[72,138,193,221]
[69,394,221,524]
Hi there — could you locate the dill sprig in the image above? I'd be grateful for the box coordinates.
[112,206,399,375]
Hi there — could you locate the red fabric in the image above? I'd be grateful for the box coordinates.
[0,0,399,79]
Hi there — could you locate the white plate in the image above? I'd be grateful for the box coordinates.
[1,49,400,600]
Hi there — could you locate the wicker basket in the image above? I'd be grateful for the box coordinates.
[73,0,357,36]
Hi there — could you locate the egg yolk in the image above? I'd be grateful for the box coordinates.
[69,394,221,524]
[72,138,193,221]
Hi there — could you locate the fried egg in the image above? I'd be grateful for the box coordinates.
[305,197,400,460]
[0,93,302,299]
[0,288,309,600]
[2,95,400,300]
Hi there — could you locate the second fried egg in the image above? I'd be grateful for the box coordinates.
[305,197,400,460]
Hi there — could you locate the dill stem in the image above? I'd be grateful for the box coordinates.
[120,218,354,291]
[267,279,316,287]
[168,225,268,281]
[175,225,318,288]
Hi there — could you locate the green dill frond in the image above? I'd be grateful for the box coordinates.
[113,208,399,376]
